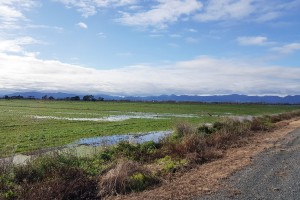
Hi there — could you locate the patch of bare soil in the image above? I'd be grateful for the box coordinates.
[109,118,300,200]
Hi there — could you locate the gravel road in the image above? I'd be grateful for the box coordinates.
[197,128,300,200]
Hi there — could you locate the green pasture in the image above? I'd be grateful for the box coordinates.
[0,100,299,157]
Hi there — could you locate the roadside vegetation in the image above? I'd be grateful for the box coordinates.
[1,109,300,199]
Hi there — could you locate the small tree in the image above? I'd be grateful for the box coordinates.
[70,96,80,101]
[83,95,95,101]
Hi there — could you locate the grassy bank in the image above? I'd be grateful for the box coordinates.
[1,110,300,199]
[1,100,299,157]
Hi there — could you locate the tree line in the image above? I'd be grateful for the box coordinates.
[1,95,104,101]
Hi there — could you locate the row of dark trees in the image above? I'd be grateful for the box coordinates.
[2,95,104,101]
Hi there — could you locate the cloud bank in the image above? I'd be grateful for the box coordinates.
[0,53,299,96]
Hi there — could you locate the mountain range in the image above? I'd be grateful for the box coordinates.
[2,92,300,104]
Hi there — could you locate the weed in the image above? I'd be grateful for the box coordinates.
[156,156,188,173]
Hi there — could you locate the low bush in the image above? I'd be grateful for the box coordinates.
[249,117,274,131]
[156,156,188,173]
[110,141,161,162]
[19,168,98,200]
[98,159,159,197]
[175,122,197,137]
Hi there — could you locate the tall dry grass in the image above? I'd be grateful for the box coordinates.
[98,159,159,197]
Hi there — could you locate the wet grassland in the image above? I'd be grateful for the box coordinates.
[0,100,299,157]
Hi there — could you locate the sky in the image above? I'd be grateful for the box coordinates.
[0,0,299,96]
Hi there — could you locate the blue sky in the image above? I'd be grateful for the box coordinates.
[0,0,299,96]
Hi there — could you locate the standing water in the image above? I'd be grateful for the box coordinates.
[74,131,173,146]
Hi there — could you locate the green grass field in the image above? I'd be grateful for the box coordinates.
[0,99,299,157]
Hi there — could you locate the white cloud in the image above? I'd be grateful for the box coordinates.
[0,54,299,96]
[0,4,24,21]
[115,0,138,7]
[194,0,300,23]
[0,37,42,54]
[117,0,202,28]
[56,0,137,18]
[54,0,300,29]
[0,0,37,29]
[271,43,300,54]
[26,24,64,32]
[237,36,268,46]
[187,28,198,33]
[195,0,255,22]
[77,22,88,29]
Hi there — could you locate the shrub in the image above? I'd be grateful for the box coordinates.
[249,117,274,132]
[156,156,188,173]
[111,141,161,162]
[98,160,159,197]
[13,152,83,184]
[20,168,98,200]
[175,122,196,137]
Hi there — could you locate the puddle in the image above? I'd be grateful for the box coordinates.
[74,130,173,146]
[125,112,200,118]
[29,112,201,122]
[29,115,164,122]
[55,111,105,116]
[230,115,254,122]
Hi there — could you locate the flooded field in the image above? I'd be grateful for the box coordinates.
[1,99,299,157]
[0,130,173,165]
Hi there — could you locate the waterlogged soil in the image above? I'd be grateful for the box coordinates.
[0,130,173,165]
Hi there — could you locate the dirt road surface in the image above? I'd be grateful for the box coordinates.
[197,127,300,200]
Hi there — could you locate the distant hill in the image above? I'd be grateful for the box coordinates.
[3,92,300,104]
[124,94,300,104]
